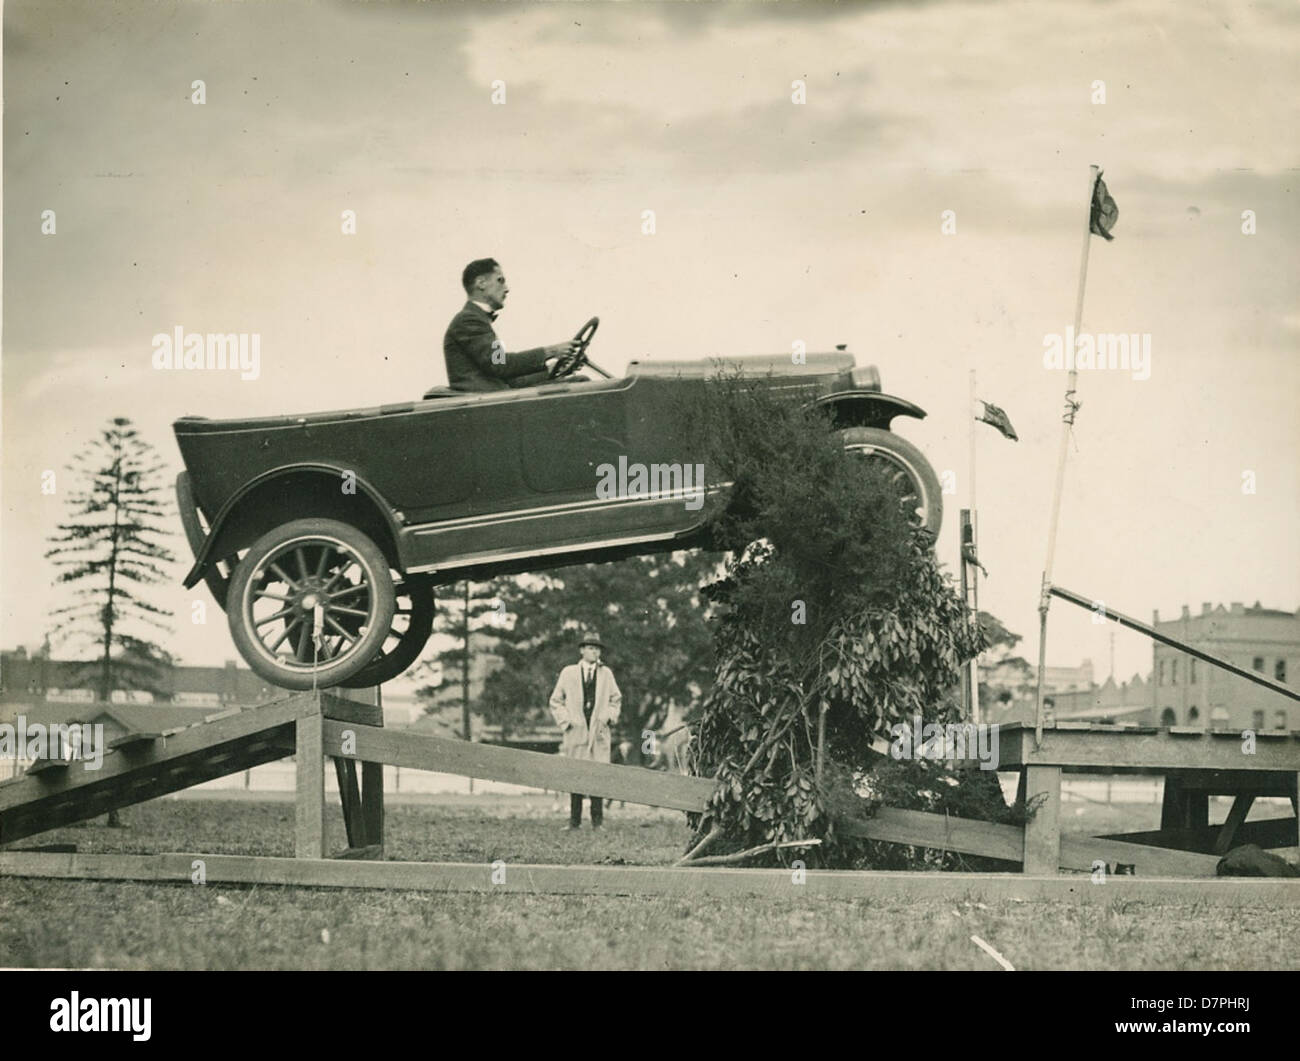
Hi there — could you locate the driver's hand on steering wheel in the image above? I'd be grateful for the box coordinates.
[544,339,580,359]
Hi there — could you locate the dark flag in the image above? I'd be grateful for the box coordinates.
[977,400,1018,441]
[1090,170,1118,241]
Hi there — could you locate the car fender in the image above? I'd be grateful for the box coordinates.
[181,462,402,589]
[809,390,928,431]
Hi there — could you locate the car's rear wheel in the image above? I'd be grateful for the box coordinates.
[838,427,943,543]
[339,574,436,688]
[227,518,396,690]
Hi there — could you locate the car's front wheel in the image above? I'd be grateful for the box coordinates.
[838,427,943,543]
[227,518,396,690]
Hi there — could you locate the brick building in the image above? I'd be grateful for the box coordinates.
[1151,602,1298,731]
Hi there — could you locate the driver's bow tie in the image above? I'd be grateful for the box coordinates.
[489,311,499,321]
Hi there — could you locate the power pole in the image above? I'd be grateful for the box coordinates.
[461,579,472,742]
[462,580,473,794]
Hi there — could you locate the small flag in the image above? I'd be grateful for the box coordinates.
[976,400,1018,441]
[1090,170,1118,241]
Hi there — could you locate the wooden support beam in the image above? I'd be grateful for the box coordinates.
[841,806,1222,877]
[106,732,162,751]
[839,807,1023,863]
[333,845,383,861]
[295,708,325,860]
[4,851,1298,906]
[1213,795,1255,856]
[1099,816,1297,855]
[1023,765,1062,875]
[361,761,384,851]
[994,723,1300,771]
[333,758,363,850]
[1058,835,1220,877]
[322,721,716,812]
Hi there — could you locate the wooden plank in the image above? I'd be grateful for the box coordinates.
[1059,835,1220,877]
[1213,795,1255,856]
[993,723,1300,771]
[3,851,1298,906]
[322,722,717,812]
[1023,766,1062,875]
[838,807,1219,877]
[295,710,325,859]
[107,732,162,751]
[319,692,384,727]
[839,807,1023,863]
[1099,816,1297,855]
[333,845,383,861]
[1162,769,1295,794]
[25,758,71,776]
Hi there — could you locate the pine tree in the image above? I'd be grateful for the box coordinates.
[44,417,178,701]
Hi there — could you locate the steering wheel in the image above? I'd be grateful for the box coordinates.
[548,316,600,379]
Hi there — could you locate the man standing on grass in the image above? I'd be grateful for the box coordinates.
[549,631,621,829]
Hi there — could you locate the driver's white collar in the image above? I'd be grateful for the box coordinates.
[471,299,497,317]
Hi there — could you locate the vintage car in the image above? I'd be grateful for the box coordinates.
[174,319,942,690]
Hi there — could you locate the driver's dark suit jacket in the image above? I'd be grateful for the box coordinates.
[443,301,550,392]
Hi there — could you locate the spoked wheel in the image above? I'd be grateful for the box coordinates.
[838,427,943,543]
[176,471,241,610]
[339,574,436,688]
[227,518,396,690]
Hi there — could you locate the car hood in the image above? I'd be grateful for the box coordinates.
[627,351,855,378]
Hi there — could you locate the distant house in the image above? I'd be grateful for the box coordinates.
[1,646,274,715]
[1151,602,1299,731]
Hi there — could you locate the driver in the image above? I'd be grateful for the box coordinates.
[444,259,579,392]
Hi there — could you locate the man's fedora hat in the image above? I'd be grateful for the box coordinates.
[579,631,604,649]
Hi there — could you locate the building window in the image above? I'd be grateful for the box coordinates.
[1251,710,1265,731]
[1275,711,1288,730]
[1187,706,1199,725]
[1252,657,1264,672]
[1190,659,1197,684]
[1276,659,1287,683]
[1157,660,1164,686]
[1171,660,1178,685]
[1210,707,1229,727]
[1160,708,1176,727]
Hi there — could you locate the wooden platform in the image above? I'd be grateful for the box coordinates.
[3,696,1296,885]
[2,850,1296,907]
[989,722,1299,874]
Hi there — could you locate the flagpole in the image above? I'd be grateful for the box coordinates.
[1034,164,1100,747]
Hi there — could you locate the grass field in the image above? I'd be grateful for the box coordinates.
[1,794,1296,970]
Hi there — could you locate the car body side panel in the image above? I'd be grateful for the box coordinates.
[174,353,926,584]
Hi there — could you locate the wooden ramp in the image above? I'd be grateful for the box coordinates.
[0,693,380,846]
[0,692,714,855]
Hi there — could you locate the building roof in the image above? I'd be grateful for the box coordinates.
[1,701,217,732]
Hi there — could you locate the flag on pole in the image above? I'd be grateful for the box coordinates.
[1090,170,1118,241]
[976,400,1018,441]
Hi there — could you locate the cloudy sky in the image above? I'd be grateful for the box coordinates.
[3,0,1297,685]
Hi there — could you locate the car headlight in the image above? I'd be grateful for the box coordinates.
[850,365,881,392]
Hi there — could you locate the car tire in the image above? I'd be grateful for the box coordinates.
[838,426,943,543]
[339,574,436,688]
[227,518,396,690]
